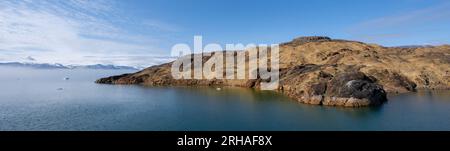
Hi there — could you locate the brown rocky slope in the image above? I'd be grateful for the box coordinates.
[96,36,450,107]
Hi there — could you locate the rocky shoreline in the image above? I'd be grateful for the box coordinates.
[96,36,450,107]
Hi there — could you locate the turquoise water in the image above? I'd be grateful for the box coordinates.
[0,67,449,131]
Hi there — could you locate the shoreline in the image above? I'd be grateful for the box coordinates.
[96,36,450,108]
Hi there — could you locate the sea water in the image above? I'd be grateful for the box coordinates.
[0,67,449,130]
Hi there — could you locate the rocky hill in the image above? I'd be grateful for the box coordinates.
[96,36,450,107]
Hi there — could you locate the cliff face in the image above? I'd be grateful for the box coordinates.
[96,36,450,107]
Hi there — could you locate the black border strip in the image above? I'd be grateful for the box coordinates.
[1,131,449,149]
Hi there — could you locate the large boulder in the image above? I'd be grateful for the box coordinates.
[325,72,387,106]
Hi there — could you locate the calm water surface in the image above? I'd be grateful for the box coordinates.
[0,67,449,130]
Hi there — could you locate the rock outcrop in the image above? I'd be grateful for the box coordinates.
[96,36,450,107]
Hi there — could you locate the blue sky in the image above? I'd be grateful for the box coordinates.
[1,0,450,67]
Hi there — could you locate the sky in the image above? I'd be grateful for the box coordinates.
[1,0,450,67]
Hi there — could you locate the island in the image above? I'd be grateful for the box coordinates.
[96,36,450,107]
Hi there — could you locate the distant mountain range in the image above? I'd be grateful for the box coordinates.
[394,45,436,48]
[0,62,140,70]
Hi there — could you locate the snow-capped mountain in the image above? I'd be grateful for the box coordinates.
[68,64,140,70]
[0,62,68,69]
[0,62,140,70]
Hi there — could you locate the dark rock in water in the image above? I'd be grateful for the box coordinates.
[288,71,387,107]
[325,72,387,106]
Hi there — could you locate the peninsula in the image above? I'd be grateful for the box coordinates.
[96,36,450,107]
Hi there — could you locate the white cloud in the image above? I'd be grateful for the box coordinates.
[143,19,182,32]
[82,55,176,68]
[0,0,174,67]
[352,3,450,29]
[348,2,450,45]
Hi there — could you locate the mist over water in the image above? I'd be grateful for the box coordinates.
[0,67,449,131]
